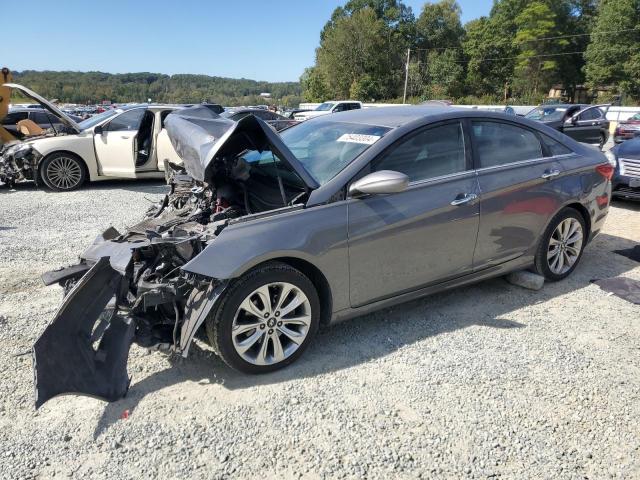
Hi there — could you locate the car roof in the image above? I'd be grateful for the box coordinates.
[538,104,588,108]
[9,107,47,113]
[310,105,457,128]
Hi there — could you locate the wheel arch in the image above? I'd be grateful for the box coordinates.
[562,202,591,240]
[39,149,90,181]
[537,201,592,250]
[247,257,333,327]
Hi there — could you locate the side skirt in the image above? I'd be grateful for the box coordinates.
[331,256,534,324]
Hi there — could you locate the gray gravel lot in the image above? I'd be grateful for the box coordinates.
[0,180,639,479]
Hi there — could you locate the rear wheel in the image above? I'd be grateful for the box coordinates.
[206,262,320,373]
[534,208,586,281]
[40,152,86,191]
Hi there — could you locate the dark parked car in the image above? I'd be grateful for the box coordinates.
[525,104,610,147]
[2,107,83,139]
[34,106,612,407]
[613,113,640,144]
[221,108,297,131]
[606,137,640,200]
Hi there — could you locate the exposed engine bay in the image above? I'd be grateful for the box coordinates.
[0,141,45,188]
[34,106,313,407]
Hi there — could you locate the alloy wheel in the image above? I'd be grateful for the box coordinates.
[547,217,583,275]
[231,282,312,366]
[46,156,83,189]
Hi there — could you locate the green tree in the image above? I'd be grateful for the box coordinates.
[312,7,404,100]
[513,2,566,96]
[414,1,466,99]
[300,67,329,102]
[584,0,640,99]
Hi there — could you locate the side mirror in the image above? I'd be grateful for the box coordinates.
[349,170,409,197]
[565,116,578,126]
[94,125,104,135]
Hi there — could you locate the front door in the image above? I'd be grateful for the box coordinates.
[563,106,607,144]
[94,108,145,177]
[470,120,568,267]
[347,121,480,307]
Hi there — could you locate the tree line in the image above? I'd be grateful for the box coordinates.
[302,0,640,105]
[11,70,303,107]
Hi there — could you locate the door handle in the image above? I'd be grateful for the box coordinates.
[121,136,130,139]
[541,169,560,179]
[450,193,478,206]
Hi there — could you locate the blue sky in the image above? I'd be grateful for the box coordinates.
[5,0,492,82]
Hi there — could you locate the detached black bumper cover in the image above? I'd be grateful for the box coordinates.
[33,258,135,408]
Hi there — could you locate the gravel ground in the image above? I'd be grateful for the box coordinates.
[0,180,639,480]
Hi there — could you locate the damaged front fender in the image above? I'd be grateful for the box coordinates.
[33,258,135,408]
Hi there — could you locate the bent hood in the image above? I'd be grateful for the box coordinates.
[3,83,81,134]
[164,106,319,189]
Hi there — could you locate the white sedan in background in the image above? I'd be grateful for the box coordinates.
[0,84,182,190]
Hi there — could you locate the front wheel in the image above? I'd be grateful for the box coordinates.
[534,208,586,281]
[40,152,86,191]
[206,262,320,374]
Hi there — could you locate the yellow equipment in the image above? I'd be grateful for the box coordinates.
[0,67,16,145]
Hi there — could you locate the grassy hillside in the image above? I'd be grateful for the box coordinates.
[11,70,303,106]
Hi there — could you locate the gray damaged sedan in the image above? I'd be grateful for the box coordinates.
[34,105,613,407]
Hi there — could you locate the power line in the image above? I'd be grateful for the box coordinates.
[463,50,588,64]
[410,26,640,53]
[409,50,588,69]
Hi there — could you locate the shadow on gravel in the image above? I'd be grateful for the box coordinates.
[91,232,639,437]
[612,198,640,212]
[0,178,166,195]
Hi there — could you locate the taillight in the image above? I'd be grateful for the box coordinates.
[596,163,614,181]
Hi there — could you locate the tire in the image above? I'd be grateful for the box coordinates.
[599,132,607,149]
[40,152,87,191]
[206,262,320,374]
[533,208,586,281]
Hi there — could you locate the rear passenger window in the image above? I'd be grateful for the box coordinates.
[472,121,543,168]
[541,134,572,156]
[373,122,466,182]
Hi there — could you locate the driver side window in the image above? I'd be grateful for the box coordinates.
[104,109,145,132]
[372,122,467,182]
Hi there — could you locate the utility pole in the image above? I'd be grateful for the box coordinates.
[403,48,410,104]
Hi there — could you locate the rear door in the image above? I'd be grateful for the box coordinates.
[471,120,567,268]
[94,108,145,177]
[347,120,480,306]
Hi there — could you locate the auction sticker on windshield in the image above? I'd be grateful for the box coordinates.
[337,133,381,145]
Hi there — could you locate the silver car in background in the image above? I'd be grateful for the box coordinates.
[35,106,613,407]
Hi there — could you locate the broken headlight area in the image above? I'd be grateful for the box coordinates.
[34,157,303,407]
[34,106,312,407]
[35,171,239,407]
[0,143,42,188]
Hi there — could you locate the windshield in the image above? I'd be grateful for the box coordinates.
[525,106,568,122]
[631,113,640,121]
[274,120,391,185]
[315,102,335,112]
[78,109,120,130]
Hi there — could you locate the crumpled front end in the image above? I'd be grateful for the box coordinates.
[34,173,235,407]
[0,142,42,188]
[34,108,313,407]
